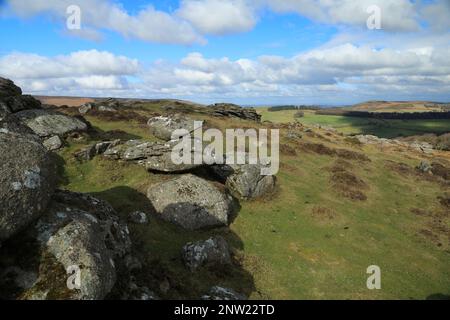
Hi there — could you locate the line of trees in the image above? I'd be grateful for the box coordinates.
[316,110,450,120]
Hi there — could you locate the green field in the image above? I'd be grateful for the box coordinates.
[56,105,450,300]
[258,108,450,138]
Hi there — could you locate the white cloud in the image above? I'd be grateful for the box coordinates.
[177,0,257,35]
[0,50,138,93]
[1,45,450,103]
[5,0,205,45]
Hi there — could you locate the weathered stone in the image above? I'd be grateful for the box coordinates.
[182,236,231,271]
[78,103,93,115]
[15,109,88,138]
[147,174,236,230]
[147,115,202,141]
[104,139,203,173]
[208,103,261,122]
[417,160,432,173]
[128,211,148,224]
[17,190,132,300]
[74,145,97,162]
[211,154,276,200]
[0,77,22,98]
[201,286,247,300]
[0,131,55,241]
[43,136,63,151]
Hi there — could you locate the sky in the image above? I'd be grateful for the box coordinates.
[0,0,449,105]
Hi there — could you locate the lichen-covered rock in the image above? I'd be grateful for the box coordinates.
[0,77,22,98]
[0,114,40,139]
[104,139,203,173]
[211,155,276,200]
[128,211,148,224]
[201,286,247,300]
[17,190,132,300]
[15,109,88,138]
[208,103,261,122]
[43,135,63,151]
[0,130,56,241]
[182,236,231,271]
[417,160,432,173]
[147,174,236,230]
[147,115,202,141]
[74,140,121,162]
[3,95,42,113]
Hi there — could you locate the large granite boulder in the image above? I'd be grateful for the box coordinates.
[147,174,236,230]
[0,114,40,140]
[182,236,231,272]
[211,154,276,200]
[104,139,203,173]
[0,77,22,98]
[147,115,202,141]
[15,109,88,138]
[1,191,132,300]
[0,77,42,113]
[0,129,56,241]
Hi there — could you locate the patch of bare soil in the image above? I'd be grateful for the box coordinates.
[311,206,337,220]
[438,196,450,209]
[298,142,370,162]
[280,144,297,156]
[385,160,415,176]
[412,199,450,249]
[329,160,368,201]
[299,142,335,156]
[431,162,450,181]
[336,149,370,162]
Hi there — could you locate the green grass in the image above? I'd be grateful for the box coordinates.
[56,113,450,300]
[258,108,450,138]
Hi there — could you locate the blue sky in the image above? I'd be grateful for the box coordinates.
[0,0,449,105]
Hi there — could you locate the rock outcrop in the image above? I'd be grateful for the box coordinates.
[0,77,42,114]
[211,155,276,200]
[103,139,203,173]
[15,109,88,138]
[0,129,56,241]
[208,103,261,122]
[147,174,236,230]
[182,236,231,271]
[355,134,434,154]
[3,191,132,300]
[147,115,202,141]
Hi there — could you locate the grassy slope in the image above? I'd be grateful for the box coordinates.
[258,108,450,138]
[57,104,450,300]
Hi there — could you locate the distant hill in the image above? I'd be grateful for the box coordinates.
[347,101,450,113]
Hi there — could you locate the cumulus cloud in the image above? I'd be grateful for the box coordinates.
[177,0,257,35]
[3,44,448,103]
[264,0,420,31]
[0,50,139,94]
[5,0,205,44]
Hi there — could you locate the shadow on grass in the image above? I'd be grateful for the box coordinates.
[426,293,450,300]
[90,186,256,300]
